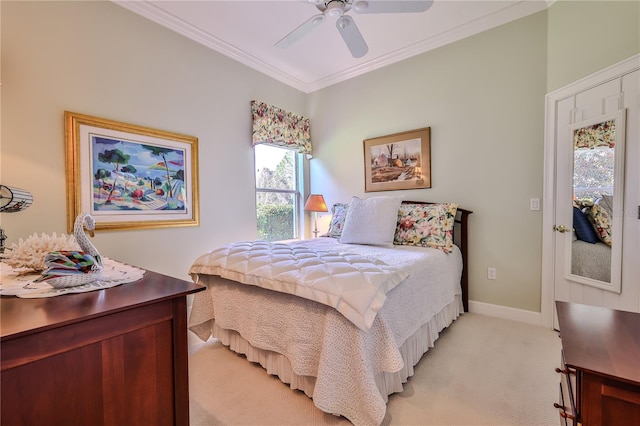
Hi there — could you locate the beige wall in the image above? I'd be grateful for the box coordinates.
[547,0,640,92]
[308,11,548,312]
[0,1,306,280]
[308,1,638,314]
[1,1,638,313]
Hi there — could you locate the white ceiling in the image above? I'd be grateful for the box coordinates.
[114,0,551,93]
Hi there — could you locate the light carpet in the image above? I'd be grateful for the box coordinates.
[188,313,561,426]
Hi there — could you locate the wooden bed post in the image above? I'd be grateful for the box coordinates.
[456,208,472,312]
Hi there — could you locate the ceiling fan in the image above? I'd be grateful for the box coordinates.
[275,0,434,58]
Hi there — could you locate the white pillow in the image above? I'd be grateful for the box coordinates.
[340,196,403,246]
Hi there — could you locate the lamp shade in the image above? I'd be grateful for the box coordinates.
[0,185,33,213]
[304,194,328,212]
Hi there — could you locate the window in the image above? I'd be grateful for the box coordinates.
[254,144,300,241]
[573,147,614,201]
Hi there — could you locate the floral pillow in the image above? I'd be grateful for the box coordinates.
[394,203,458,253]
[324,203,349,238]
[596,194,613,217]
[586,204,612,246]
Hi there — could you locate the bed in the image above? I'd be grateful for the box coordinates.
[188,198,472,425]
[571,240,611,282]
[571,200,612,282]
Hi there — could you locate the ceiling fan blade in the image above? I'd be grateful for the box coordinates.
[352,0,434,14]
[275,13,325,49]
[335,15,368,58]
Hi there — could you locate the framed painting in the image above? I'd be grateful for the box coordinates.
[64,111,199,232]
[363,127,431,192]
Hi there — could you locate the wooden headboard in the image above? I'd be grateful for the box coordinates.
[402,201,473,312]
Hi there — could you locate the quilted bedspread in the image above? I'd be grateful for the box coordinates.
[189,240,409,330]
[188,238,463,425]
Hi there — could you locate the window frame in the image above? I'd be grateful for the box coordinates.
[254,144,303,241]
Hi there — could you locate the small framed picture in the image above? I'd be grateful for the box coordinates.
[364,127,431,192]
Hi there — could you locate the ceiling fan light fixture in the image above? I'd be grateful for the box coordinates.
[279,0,432,58]
[325,0,346,18]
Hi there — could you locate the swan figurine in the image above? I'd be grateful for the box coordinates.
[34,213,103,288]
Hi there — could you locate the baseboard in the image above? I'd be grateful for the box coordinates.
[468,300,544,326]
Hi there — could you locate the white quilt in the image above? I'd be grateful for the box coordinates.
[189,238,463,425]
[189,240,409,330]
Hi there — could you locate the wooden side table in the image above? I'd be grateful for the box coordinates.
[1,267,203,426]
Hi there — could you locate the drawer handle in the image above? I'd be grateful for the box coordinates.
[555,367,574,375]
[554,404,575,420]
[559,410,575,420]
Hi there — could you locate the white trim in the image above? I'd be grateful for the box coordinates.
[112,0,548,94]
[468,300,543,327]
[112,0,310,93]
[306,0,548,92]
[546,55,640,101]
[541,54,640,329]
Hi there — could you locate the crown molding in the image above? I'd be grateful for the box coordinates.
[113,0,310,92]
[113,1,548,94]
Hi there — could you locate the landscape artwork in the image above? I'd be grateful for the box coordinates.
[90,136,187,213]
[65,111,199,232]
[364,127,431,192]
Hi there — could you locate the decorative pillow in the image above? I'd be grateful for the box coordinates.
[323,203,349,238]
[575,198,594,209]
[394,203,458,253]
[586,204,612,246]
[572,206,599,244]
[339,196,403,246]
[596,194,614,217]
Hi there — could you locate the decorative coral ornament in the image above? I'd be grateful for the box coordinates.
[3,232,79,272]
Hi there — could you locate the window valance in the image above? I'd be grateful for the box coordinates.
[574,120,615,149]
[251,100,312,157]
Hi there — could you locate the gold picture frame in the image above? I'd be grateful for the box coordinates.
[65,111,199,232]
[364,127,431,192]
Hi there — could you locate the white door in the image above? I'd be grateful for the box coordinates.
[543,57,640,330]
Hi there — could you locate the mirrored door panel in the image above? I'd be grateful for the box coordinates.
[567,109,625,292]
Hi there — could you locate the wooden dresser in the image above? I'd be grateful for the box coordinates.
[555,301,640,426]
[1,268,203,426]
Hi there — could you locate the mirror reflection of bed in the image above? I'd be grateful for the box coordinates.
[571,132,615,283]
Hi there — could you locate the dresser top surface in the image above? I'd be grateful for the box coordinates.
[556,301,640,385]
[1,269,203,340]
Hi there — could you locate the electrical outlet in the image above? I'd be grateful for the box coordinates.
[487,267,497,280]
[530,198,540,211]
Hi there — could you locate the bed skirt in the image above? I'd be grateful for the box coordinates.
[210,295,463,413]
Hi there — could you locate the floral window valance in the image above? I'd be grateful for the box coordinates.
[574,120,615,150]
[251,100,312,157]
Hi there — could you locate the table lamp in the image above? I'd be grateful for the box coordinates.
[304,194,328,238]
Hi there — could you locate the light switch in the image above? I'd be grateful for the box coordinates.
[530,198,540,211]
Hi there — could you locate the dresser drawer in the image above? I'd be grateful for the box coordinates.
[581,371,640,425]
